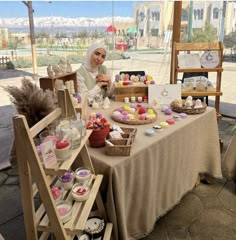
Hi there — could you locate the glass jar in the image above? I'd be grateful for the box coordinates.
[70,119,82,149]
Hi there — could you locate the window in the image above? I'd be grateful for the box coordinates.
[194,9,197,20]
[213,8,219,19]
[200,9,203,20]
[181,9,188,21]
[197,9,201,20]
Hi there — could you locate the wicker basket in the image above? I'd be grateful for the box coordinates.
[120,127,137,143]
[105,139,132,156]
[170,100,207,115]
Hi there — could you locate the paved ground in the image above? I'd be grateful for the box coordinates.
[0,56,236,239]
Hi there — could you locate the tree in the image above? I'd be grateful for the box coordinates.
[224,31,236,54]
[192,22,217,42]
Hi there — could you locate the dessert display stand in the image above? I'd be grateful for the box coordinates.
[13,89,112,239]
[39,71,78,93]
[171,41,223,119]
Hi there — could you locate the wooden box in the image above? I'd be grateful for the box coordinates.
[114,85,148,102]
[39,72,78,93]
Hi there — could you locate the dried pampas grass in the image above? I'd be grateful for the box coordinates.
[4,76,56,127]
[4,77,56,167]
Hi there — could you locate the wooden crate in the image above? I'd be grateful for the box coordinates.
[114,85,148,102]
[39,72,78,93]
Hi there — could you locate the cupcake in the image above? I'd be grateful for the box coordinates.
[59,171,74,190]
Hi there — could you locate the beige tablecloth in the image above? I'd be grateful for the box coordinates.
[87,103,222,240]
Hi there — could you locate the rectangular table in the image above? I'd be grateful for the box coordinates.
[87,103,222,240]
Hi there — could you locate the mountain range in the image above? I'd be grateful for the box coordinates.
[0,16,134,32]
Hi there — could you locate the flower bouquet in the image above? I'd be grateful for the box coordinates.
[86,113,110,148]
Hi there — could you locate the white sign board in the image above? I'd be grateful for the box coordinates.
[200,51,219,68]
[148,84,181,105]
[177,53,201,68]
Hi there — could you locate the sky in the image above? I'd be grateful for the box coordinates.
[0,1,148,18]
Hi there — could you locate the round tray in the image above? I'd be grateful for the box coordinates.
[111,106,157,125]
[170,100,207,115]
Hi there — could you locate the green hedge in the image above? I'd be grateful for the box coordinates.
[9,52,123,69]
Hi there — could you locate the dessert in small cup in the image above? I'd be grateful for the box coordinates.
[50,186,64,202]
[75,167,92,183]
[58,171,74,190]
[56,201,72,223]
[54,137,72,161]
[72,182,90,202]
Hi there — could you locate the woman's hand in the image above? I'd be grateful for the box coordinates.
[96,74,111,88]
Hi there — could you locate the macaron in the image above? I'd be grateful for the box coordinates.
[164,108,173,115]
[166,118,175,125]
[145,128,155,136]
[160,122,169,128]
[178,113,188,119]
[173,115,182,121]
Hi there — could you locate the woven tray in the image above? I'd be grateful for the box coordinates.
[111,107,157,125]
[105,139,132,156]
[170,100,207,115]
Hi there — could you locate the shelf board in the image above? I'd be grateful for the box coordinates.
[181,91,222,97]
[176,68,223,73]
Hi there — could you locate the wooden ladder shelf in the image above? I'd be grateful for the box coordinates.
[171,41,223,119]
[14,89,112,239]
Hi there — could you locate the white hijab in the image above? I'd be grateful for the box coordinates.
[83,43,107,73]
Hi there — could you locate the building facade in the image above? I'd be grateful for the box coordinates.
[134,1,236,48]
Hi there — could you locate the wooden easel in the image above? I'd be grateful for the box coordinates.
[171,41,223,119]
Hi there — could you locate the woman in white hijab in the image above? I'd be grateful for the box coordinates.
[77,43,114,101]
